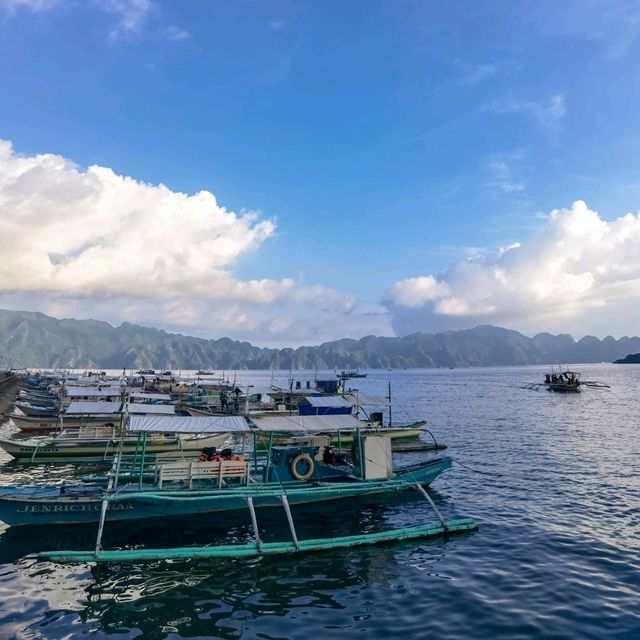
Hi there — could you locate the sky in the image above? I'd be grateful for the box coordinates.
[1,0,640,346]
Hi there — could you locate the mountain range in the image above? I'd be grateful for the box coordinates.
[1,309,638,369]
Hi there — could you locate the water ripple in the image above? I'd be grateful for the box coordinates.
[0,366,639,638]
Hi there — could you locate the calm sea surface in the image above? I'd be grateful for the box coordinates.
[0,365,638,639]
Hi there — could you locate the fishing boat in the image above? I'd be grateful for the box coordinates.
[0,400,227,462]
[524,369,610,393]
[544,370,581,392]
[0,414,476,563]
[337,369,367,380]
[3,389,174,435]
[1,409,116,434]
[0,369,15,387]
[0,429,227,462]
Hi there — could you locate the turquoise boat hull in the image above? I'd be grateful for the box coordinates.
[0,457,452,527]
[41,517,478,563]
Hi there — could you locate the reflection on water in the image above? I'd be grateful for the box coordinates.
[1,366,640,639]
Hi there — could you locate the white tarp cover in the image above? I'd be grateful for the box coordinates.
[250,414,364,433]
[65,387,122,398]
[344,394,391,406]
[127,404,175,415]
[128,415,250,433]
[64,401,122,415]
[129,392,172,401]
[305,395,353,408]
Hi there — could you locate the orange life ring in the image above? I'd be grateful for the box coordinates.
[290,452,314,480]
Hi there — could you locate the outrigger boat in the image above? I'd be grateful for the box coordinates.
[337,369,368,380]
[0,414,476,563]
[544,370,581,392]
[0,401,227,462]
[524,369,610,393]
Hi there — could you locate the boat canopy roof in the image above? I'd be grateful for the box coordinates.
[127,413,366,433]
[344,394,390,406]
[305,395,353,408]
[65,401,121,415]
[249,414,364,432]
[65,387,122,398]
[128,415,251,433]
[129,391,171,401]
[127,403,175,415]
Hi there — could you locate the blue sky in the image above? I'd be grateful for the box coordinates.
[1,0,640,345]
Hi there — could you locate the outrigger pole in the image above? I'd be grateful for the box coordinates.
[43,519,477,563]
[93,392,129,560]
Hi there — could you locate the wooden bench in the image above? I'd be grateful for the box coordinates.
[158,459,249,489]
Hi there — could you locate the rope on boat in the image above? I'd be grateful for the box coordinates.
[452,458,503,477]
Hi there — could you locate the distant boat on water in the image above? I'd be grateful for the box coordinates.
[336,369,367,380]
[523,368,610,393]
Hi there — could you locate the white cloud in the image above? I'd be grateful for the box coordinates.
[460,64,497,85]
[0,0,60,10]
[385,200,640,336]
[0,0,188,43]
[103,0,154,40]
[484,94,566,132]
[0,292,391,347]
[268,18,285,30]
[486,158,525,193]
[0,141,354,321]
[164,24,189,41]
[529,0,640,59]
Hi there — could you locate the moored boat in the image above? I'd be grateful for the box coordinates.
[0,413,477,564]
[0,431,228,461]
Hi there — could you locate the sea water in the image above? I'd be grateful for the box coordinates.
[0,365,638,639]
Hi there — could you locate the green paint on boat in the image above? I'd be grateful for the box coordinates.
[39,518,478,563]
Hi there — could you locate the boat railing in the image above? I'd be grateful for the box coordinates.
[157,458,250,489]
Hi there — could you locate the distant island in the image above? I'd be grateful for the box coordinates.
[613,353,640,364]
[1,308,640,370]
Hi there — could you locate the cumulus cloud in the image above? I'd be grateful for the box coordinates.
[385,200,640,336]
[0,141,354,321]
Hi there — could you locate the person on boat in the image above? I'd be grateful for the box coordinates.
[545,374,551,383]
[199,447,216,461]
[323,445,337,465]
[220,391,228,413]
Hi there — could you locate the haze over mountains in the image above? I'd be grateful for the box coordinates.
[0,309,637,370]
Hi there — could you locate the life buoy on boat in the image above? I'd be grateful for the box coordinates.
[290,452,314,480]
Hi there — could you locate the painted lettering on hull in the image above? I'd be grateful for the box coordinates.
[15,502,135,514]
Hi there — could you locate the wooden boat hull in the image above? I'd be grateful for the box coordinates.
[545,382,580,392]
[0,433,228,461]
[0,457,452,526]
[13,403,59,416]
[2,412,119,433]
[329,421,427,444]
[254,421,428,449]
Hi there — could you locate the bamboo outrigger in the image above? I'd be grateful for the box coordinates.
[2,413,478,563]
